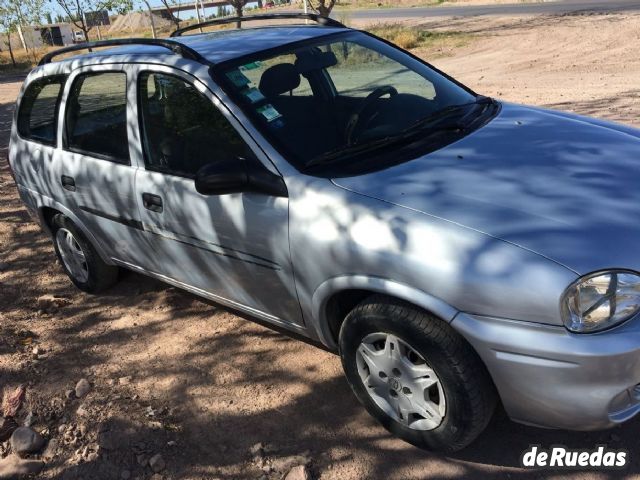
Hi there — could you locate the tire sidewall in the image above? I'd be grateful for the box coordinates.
[339,305,478,451]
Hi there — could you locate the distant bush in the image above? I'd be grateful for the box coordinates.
[367,23,467,51]
[393,30,421,49]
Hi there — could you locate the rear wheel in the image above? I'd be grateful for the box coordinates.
[51,214,119,293]
[339,295,496,452]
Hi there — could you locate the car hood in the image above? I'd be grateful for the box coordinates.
[332,103,640,274]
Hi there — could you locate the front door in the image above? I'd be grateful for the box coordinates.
[132,66,303,326]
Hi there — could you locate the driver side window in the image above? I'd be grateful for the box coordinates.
[327,42,436,99]
[138,72,253,177]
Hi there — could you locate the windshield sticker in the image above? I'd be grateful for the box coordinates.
[225,70,250,88]
[257,104,282,122]
[242,87,266,104]
[239,61,262,71]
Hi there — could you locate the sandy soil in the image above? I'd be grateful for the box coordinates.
[1,11,640,480]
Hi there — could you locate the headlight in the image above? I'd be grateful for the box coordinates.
[561,270,640,333]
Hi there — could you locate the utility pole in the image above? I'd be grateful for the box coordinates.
[194,0,203,31]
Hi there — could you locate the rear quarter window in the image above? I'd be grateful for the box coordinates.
[17,75,66,145]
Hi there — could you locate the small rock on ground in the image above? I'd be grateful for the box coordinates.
[249,442,264,456]
[75,378,91,398]
[36,294,71,311]
[0,454,44,479]
[149,453,165,472]
[272,453,311,473]
[10,427,45,455]
[42,438,59,461]
[284,465,311,480]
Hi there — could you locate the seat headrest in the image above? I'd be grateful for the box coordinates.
[259,63,301,97]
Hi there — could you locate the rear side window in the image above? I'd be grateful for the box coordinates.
[17,75,66,145]
[65,72,129,163]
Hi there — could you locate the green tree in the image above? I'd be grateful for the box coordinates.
[0,0,47,64]
[53,0,133,42]
[0,0,18,66]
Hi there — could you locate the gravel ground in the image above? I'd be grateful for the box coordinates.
[1,11,639,480]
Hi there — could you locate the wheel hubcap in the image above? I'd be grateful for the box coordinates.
[56,228,89,283]
[356,332,446,431]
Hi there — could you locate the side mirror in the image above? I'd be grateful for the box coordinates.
[194,157,288,198]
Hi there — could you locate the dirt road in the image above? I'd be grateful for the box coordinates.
[1,12,639,480]
[345,0,640,22]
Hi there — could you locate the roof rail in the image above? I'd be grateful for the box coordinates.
[171,13,347,37]
[38,38,209,66]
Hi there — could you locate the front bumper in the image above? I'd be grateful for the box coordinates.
[452,312,640,430]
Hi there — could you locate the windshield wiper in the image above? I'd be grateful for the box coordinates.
[305,96,496,168]
[401,96,495,136]
[305,135,402,167]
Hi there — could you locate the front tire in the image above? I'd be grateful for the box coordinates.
[339,295,496,452]
[51,214,119,293]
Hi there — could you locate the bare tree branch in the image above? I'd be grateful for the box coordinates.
[158,0,180,28]
[227,0,248,27]
[307,0,337,17]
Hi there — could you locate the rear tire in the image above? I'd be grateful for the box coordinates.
[51,214,119,293]
[339,295,496,452]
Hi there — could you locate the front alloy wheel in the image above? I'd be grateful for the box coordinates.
[339,295,496,452]
[357,332,446,431]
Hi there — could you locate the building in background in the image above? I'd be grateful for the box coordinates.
[2,23,77,50]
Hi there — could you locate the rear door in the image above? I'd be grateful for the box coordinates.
[54,65,154,267]
[131,65,303,326]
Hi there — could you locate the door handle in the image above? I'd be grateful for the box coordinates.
[142,193,163,213]
[61,175,76,191]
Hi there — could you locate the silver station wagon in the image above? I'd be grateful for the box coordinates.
[9,14,640,452]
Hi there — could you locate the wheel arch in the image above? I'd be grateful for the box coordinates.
[312,275,460,350]
[35,199,113,265]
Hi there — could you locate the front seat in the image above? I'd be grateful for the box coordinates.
[259,63,301,99]
[258,63,340,159]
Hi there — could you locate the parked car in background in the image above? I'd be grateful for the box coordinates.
[9,14,640,452]
[72,31,86,43]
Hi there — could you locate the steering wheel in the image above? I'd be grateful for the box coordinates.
[345,85,398,145]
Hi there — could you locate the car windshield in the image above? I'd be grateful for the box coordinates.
[216,31,485,174]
